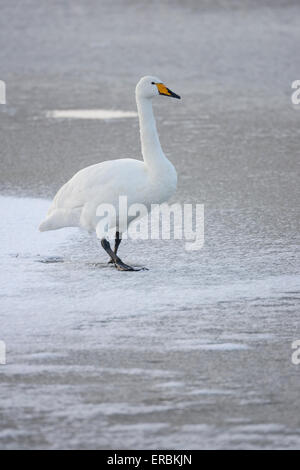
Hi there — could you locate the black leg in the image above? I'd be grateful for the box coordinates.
[101,238,145,271]
[114,231,122,255]
[108,231,122,264]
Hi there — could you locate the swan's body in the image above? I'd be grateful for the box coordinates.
[39,157,177,234]
[39,76,180,270]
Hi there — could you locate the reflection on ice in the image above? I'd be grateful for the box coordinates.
[46,109,138,120]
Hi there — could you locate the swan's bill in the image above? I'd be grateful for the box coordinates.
[156,83,181,99]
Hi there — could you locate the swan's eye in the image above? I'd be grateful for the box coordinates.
[151,82,155,85]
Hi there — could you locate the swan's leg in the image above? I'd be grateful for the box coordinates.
[114,231,122,254]
[101,238,141,271]
[108,231,122,264]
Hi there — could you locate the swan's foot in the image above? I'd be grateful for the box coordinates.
[101,238,148,272]
[114,259,148,271]
[115,260,134,271]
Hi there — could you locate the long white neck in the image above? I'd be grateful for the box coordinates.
[136,95,168,172]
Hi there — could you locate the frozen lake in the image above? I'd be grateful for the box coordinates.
[1,195,299,449]
[0,0,300,450]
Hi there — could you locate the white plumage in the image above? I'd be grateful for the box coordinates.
[39,76,180,270]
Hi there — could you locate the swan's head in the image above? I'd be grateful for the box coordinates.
[136,76,181,100]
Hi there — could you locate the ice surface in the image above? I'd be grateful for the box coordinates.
[46,110,138,120]
[0,195,300,449]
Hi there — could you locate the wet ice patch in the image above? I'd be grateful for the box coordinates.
[36,256,65,264]
[167,338,250,352]
[46,109,138,120]
[192,342,249,351]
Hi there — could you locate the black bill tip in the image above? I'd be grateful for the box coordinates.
[166,88,181,99]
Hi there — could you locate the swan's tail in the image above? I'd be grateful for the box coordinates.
[39,209,80,232]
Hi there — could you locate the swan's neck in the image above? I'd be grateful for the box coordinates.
[136,96,168,171]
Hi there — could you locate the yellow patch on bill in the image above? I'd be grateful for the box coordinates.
[156,83,171,96]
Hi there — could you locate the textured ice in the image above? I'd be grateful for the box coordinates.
[0,195,300,449]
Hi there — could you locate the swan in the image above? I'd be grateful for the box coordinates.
[39,76,181,271]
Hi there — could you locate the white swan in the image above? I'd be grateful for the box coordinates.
[39,76,181,271]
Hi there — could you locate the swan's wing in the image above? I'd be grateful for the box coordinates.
[39,159,146,231]
[51,159,146,210]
